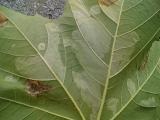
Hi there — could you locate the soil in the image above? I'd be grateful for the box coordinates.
[0,0,65,19]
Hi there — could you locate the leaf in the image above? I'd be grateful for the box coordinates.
[101,62,160,120]
[101,41,160,120]
[59,0,160,119]
[0,70,82,120]
[0,5,101,120]
[0,0,160,120]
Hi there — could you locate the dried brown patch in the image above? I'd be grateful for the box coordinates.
[138,54,149,71]
[26,80,52,97]
[0,13,7,25]
[98,0,117,6]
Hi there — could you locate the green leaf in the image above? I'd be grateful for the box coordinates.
[0,0,160,120]
[101,41,160,120]
[0,70,82,120]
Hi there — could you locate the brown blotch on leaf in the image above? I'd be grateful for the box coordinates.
[98,0,118,6]
[0,13,7,26]
[26,80,52,97]
[138,54,149,71]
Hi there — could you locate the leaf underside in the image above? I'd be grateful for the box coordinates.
[0,0,160,120]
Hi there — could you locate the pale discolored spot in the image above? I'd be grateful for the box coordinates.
[11,44,16,48]
[38,42,46,51]
[4,75,18,83]
[140,97,157,107]
[127,79,136,96]
[90,5,101,16]
[107,98,119,115]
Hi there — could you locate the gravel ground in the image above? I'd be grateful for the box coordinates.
[0,0,65,19]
